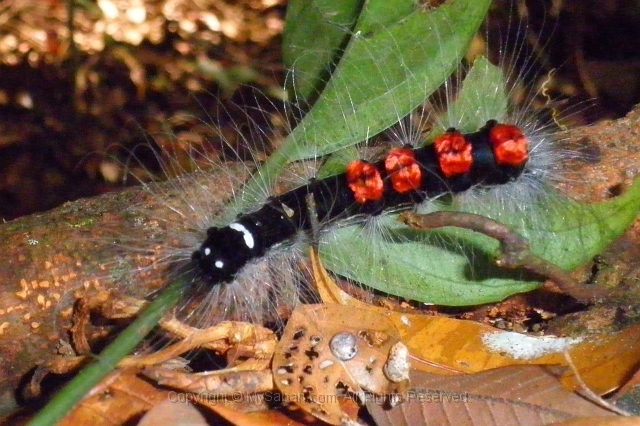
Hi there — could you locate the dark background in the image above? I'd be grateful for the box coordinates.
[1,0,639,220]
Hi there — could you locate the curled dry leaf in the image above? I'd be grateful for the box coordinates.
[272,304,410,425]
[72,290,279,362]
[123,320,277,369]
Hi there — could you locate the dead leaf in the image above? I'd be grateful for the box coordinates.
[560,323,640,394]
[58,370,171,426]
[203,401,325,426]
[137,399,209,426]
[551,417,640,426]
[142,367,274,396]
[272,304,409,425]
[367,366,615,426]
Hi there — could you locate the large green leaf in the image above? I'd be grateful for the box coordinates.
[282,0,491,160]
[226,0,492,219]
[320,179,640,306]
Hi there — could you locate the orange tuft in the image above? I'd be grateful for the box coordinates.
[346,160,384,204]
[433,131,473,177]
[385,148,422,193]
[489,124,529,167]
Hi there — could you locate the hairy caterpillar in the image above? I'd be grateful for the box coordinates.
[97,0,639,333]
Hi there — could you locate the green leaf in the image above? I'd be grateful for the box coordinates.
[316,145,360,179]
[226,0,492,219]
[436,55,510,133]
[283,0,491,160]
[282,0,363,105]
[320,214,540,306]
[320,180,640,306]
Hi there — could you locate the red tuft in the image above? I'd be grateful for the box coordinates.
[346,160,384,204]
[385,148,422,193]
[489,124,529,167]
[433,131,473,177]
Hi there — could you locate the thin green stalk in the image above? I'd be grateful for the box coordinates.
[27,279,185,426]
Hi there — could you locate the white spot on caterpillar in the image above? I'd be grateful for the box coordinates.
[481,331,583,360]
[229,222,255,249]
[281,202,295,218]
[214,260,224,269]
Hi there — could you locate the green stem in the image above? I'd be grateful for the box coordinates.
[27,280,185,426]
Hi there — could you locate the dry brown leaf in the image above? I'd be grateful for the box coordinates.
[367,366,615,426]
[394,314,640,396]
[120,320,277,369]
[202,401,325,426]
[58,370,171,426]
[30,297,279,402]
[551,417,640,426]
[612,366,640,403]
[59,365,277,425]
[560,324,640,394]
[59,368,291,426]
[137,399,209,426]
[272,304,410,425]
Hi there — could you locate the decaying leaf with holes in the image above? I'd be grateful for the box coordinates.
[272,304,410,425]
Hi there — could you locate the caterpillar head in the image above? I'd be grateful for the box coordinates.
[192,222,260,285]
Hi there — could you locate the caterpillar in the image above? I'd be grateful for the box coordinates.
[100,0,639,333]
[194,119,528,284]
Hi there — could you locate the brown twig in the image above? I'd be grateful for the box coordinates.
[398,211,602,301]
